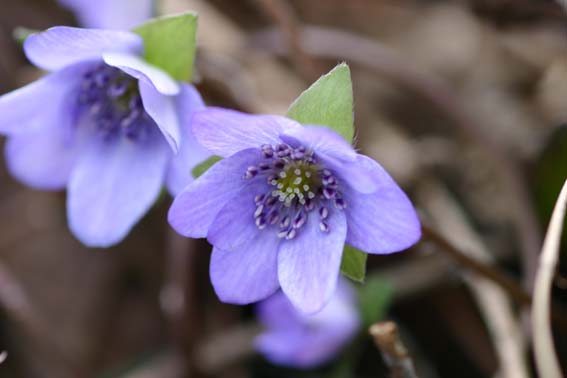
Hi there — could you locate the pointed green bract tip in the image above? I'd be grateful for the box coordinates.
[192,155,222,179]
[133,12,198,82]
[341,244,367,282]
[286,62,355,142]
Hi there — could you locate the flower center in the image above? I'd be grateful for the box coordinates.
[77,64,157,141]
[244,143,346,240]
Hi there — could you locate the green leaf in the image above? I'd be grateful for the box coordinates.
[286,63,354,142]
[357,274,393,328]
[12,27,37,45]
[133,12,198,82]
[192,156,222,178]
[340,244,367,282]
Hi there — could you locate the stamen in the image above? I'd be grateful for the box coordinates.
[319,206,329,219]
[292,210,307,229]
[246,142,346,238]
[254,205,264,218]
[245,166,258,179]
[254,194,265,205]
[255,216,267,229]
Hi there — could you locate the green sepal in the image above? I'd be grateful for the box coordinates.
[192,156,222,178]
[133,12,198,82]
[286,63,354,142]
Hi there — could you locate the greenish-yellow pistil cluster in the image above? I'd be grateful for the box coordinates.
[271,162,319,207]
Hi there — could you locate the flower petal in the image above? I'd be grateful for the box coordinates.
[256,290,300,330]
[67,135,169,247]
[343,170,421,254]
[0,62,88,135]
[277,208,347,314]
[255,279,360,368]
[210,243,279,305]
[207,178,276,251]
[327,154,391,194]
[192,108,300,157]
[138,80,181,153]
[57,0,153,30]
[166,84,210,196]
[279,125,357,161]
[103,52,179,95]
[5,123,81,190]
[24,27,142,71]
[168,148,263,238]
[208,178,281,304]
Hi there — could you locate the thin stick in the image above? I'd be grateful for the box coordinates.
[253,0,322,81]
[419,180,529,378]
[369,321,419,378]
[421,224,532,306]
[532,179,567,378]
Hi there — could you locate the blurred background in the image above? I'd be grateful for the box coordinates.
[0,0,566,377]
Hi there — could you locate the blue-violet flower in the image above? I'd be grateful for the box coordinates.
[255,278,360,368]
[168,108,421,313]
[0,27,209,247]
[57,0,154,29]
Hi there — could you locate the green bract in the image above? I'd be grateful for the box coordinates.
[192,155,222,178]
[287,63,355,142]
[134,12,198,82]
[340,245,367,282]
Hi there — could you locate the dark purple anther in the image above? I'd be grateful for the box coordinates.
[323,187,336,199]
[261,144,274,158]
[267,210,280,225]
[286,228,297,240]
[108,81,127,98]
[265,196,277,207]
[255,194,265,205]
[335,198,346,210]
[255,216,267,229]
[258,162,271,171]
[272,159,285,170]
[245,166,259,179]
[292,210,307,229]
[280,216,291,229]
[319,206,329,219]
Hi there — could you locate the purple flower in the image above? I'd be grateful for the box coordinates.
[168,108,421,313]
[57,0,154,29]
[0,27,209,247]
[255,279,360,368]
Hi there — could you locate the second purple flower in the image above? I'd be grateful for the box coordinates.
[0,27,209,247]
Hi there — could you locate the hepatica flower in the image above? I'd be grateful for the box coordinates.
[168,108,421,313]
[0,27,208,247]
[255,279,360,368]
[58,0,154,29]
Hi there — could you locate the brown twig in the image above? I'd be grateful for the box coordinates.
[421,224,532,307]
[418,180,529,378]
[250,25,542,291]
[253,0,322,81]
[422,221,567,332]
[369,321,419,378]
